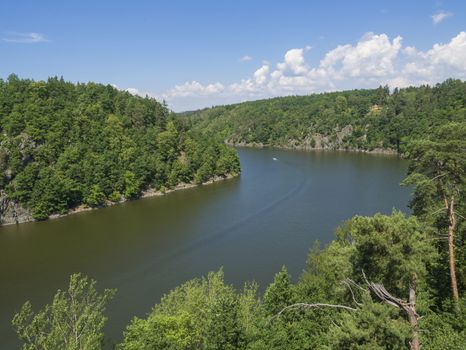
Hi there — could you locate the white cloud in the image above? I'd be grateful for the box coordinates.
[125,88,140,96]
[319,33,402,78]
[253,65,270,85]
[276,48,309,75]
[400,31,466,84]
[431,11,453,24]
[122,87,160,99]
[385,77,411,89]
[403,46,417,56]
[240,55,253,62]
[157,31,466,111]
[2,32,48,43]
[163,81,225,98]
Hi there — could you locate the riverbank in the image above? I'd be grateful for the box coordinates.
[228,141,399,156]
[1,174,238,226]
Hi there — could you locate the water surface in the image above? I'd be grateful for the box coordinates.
[0,148,411,348]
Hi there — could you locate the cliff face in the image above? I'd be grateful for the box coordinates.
[228,125,397,154]
[0,191,33,225]
[303,124,354,150]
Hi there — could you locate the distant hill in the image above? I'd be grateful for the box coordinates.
[186,79,466,153]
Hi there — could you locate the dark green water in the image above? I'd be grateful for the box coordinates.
[0,148,411,348]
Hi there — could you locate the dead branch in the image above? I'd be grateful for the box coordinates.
[363,271,420,350]
[430,173,447,182]
[341,279,363,306]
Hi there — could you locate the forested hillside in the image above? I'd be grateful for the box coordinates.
[12,122,466,349]
[0,75,240,223]
[187,79,466,152]
[6,76,466,349]
[116,122,464,349]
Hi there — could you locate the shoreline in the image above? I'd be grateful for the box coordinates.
[229,142,399,156]
[2,174,238,226]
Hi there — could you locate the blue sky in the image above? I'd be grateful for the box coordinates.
[1,1,465,111]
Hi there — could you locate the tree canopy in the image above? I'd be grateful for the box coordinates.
[186,79,466,152]
[9,77,466,349]
[0,75,240,222]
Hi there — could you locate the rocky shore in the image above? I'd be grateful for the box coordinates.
[0,174,237,226]
[228,141,398,155]
[226,124,399,156]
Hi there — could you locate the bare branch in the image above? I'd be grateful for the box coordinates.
[430,173,447,182]
[367,282,406,309]
[341,279,363,306]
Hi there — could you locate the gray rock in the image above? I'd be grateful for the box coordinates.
[0,191,33,225]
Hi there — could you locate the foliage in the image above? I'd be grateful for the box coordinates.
[12,273,115,350]
[263,266,294,315]
[403,122,466,300]
[0,75,240,221]
[336,211,436,296]
[419,300,466,350]
[10,76,466,348]
[119,270,245,350]
[187,79,466,152]
[325,296,411,350]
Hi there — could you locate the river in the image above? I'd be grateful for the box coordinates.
[0,148,411,348]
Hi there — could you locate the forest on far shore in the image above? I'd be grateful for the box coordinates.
[0,75,240,222]
[187,79,466,153]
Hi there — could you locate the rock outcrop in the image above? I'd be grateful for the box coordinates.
[0,191,33,225]
[226,124,397,155]
[288,124,354,150]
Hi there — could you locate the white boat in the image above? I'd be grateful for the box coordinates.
[273,157,278,161]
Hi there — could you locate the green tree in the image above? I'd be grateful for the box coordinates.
[325,295,411,350]
[419,303,466,350]
[12,273,116,350]
[336,211,436,297]
[403,123,466,302]
[122,171,141,199]
[120,269,244,350]
[120,312,199,350]
[263,266,294,315]
[157,120,179,163]
[0,77,240,222]
[84,184,106,207]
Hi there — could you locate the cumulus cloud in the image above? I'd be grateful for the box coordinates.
[124,87,157,98]
[253,65,270,84]
[432,11,453,24]
[276,48,309,75]
[240,55,253,62]
[319,33,402,80]
[400,32,466,84]
[159,31,466,110]
[2,32,48,43]
[125,88,142,96]
[163,81,225,98]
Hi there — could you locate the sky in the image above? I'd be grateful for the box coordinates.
[1,1,465,111]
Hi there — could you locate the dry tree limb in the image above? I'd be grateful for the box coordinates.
[270,272,421,350]
[362,270,420,350]
[341,279,363,306]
